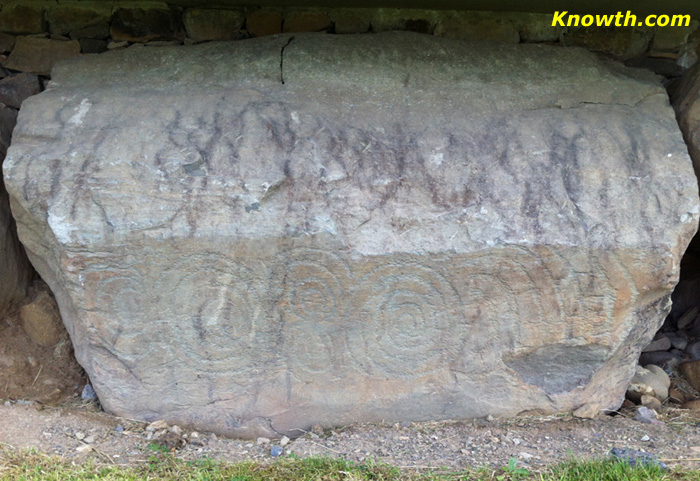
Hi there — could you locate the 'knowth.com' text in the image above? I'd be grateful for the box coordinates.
[552,11,691,27]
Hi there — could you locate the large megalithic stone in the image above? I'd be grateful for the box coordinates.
[3,32,698,438]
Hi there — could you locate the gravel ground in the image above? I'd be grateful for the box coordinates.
[2,399,700,473]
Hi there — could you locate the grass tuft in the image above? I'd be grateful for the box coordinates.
[2,448,700,480]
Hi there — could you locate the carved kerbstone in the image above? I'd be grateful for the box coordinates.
[4,32,698,437]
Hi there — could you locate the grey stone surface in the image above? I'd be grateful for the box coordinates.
[3,32,698,438]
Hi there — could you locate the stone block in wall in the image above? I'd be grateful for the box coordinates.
[561,27,653,60]
[371,9,438,34]
[0,33,14,53]
[0,73,41,108]
[283,11,331,33]
[183,8,246,43]
[0,3,46,35]
[47,3,111,38]
[79,38,108,54]
[111,5,185,43]
[4,37,81,76]
[246,10,282,37]
[435,12,520,43]
[650,21,699,54]
[4,32,698,438]
[329,8,372,34]
[513,12,566,42]
[69,24,110,41]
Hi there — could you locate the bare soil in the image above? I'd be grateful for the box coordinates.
[2,398,700,472]
[0,311,85,404]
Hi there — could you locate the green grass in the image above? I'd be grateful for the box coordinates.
[1,450,699,481]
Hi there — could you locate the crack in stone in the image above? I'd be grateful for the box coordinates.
[280,36,295,85]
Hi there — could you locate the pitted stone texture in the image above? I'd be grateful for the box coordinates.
[3,32,698,438]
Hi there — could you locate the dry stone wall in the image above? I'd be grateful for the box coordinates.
[3,32,698,437]
[0,1,695,76]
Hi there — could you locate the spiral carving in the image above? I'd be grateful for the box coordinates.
[273,248,352,374]
[155,255,265,374]
[349,263,465,377]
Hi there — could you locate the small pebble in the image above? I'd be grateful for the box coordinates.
[634,406,659,424]
[641,435,650,442]
[74,431,85,441]
[257,437,271,445]
[146,420,168,432]
[271,445,283,457]
[280,436,290,447]
[115,425,124,433]
[610,448,667,469]
[81,384,96,401]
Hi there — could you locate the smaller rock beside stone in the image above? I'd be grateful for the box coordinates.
[573,403,600,419]
[682,399,700,411]
[0,72,40,108]
[81,384,96,401]
[4,37,80,75]
[677,306,699,330]
[638,350,681,369]
[633,406,661,425]
[680,360,700,391]
[19,288,64,348]
[146,420,169,432]
[626,365,669,403]
[643,337,672,352]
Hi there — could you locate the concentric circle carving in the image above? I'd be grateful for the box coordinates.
[273,248,352,374]
[156,255,265,374]
[349,263,465,377]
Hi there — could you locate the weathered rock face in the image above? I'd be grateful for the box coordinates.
[4,32,698,438]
